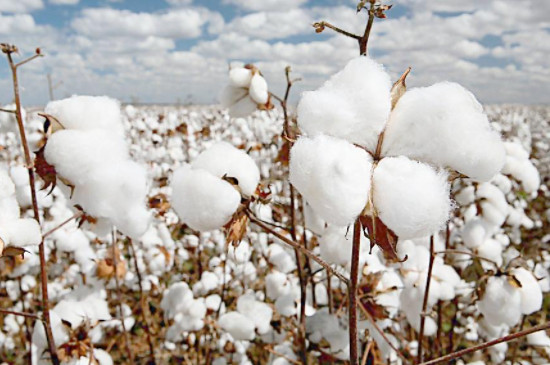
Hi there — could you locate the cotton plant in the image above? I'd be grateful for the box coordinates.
[290,56,506,255]
[170,141,260,232]
[218,292,273,341]
[39,95,151,239]
[0,168,41,256]
[220,63,272,118]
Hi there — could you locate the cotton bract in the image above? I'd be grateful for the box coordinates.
[220,65,270,118]
[292,56,505,238]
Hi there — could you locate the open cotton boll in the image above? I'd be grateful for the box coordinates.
[237,293,273,335]
[289,135,371,226]
[220,86,258,118]
[461,219,488,249]
[248,73,268,104]
[478,276,522,327]
[3,219,41,248]
[0,169,15,199]
[319,226,353,266]
[44,95,124,135]
[218,312,256,341]
[45,129,129,185]
[382,82,505,182]
[192,142,260,196]
[171,165,241,231]
[229,67,253,88]
[297,57,391,152]
[373,156,451,239]
[511,267,543,315]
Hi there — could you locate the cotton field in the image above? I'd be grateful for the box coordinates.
[0,98,548,364]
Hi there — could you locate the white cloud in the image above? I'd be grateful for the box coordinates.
[71,7,222,39]
[0,0,43,13]
[49,0,79,5]
[165,0,193,6]
[223,0,309,12]
[224,9,312,39]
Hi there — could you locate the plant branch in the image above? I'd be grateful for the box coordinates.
[0,107,16,114]
[418,235,435,363]
[313,21,361,40]
[0,309,42,321]
[5,47,59,365]
[359,5,375,55]
[247,211,350,286]
[349,218,362,365]
[419,321,550,365]
[15,54,43,69]
[42,211,83,239]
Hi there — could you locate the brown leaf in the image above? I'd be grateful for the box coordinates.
[360,214,406,263]
[390,67,411,110]
[148,193,171,216]
[224,210,249,247]
[507,274,523,289]
[38,113,65,135]
[74,205,98,228]
[34,145,58,195]
[254,183,272,204]
[374,4,393,19]
[362,298,389,321]
[276,140,291,166]
[1,246,28,258]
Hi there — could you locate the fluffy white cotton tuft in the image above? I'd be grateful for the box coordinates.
[382,82,505,181]
[44,95,124,135]
[511,267,543,315]
[249,73,269,104]
[478,276,522,327]
[297,57,391,152]
[192,142,260,196]
[229,67,253,88]
[171,165,241,231]
[501,142,540,193]
[373,156,452,239]
[221,66,269,117]
[218,312,256,341]
[289,135,372,226]
[220,86,257,118]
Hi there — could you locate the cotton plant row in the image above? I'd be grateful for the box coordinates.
[0,70,548,364]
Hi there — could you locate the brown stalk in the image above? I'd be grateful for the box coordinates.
[0,107,16,113]
[349,218,362,365]
[127,238,156,364]
[4,47,59,365]
[19,277,33,364]
[359,5,376,55]
[313,21,361,40]
[420,321,550,365]
[0,309,42,321]
[417,236,436,363]
[111,229,134,363]
[42,211,84,239]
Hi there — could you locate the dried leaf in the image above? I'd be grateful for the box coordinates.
[224,210,249,247]
[148,193,171,216]
[362,298,389,321]
[507,274,523,289]
[34,145,58,195]
[313,22,325,33]
[357,0,368,12]
[1,246,28,258]
[276,140,291,166]
[360,214,406,263]
[38,113,65,135]
[374,4,393,19]
[390,67,411,110]
[254,183,272,204]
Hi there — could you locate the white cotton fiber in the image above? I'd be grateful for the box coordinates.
[237,293,273,335]
[461,219,487,248]
[478,276,522,327]
[220,85,258,118]
[319,226,353,266]
[192,142,260,196]
[218,312,256,341]
[501,143,540,193]
[382,82,505,182]
[0,169,15,199]
[44,95,124,135]
[171,165,241,231]
[511,267,543,315]
[229,67,252,88]
[3,219,41,247]
[289,135,372,226]
[373,156,451,239]
[249,73,269,105]
[297,57,391,152]
[45,129,129,185]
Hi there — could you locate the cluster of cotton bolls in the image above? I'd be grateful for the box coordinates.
[0,90,548,365]
[42,96,151,239]
[220,63,271,118]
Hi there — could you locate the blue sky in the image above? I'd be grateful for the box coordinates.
[0,0,548,106]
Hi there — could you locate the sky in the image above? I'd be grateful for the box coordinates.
[0,0,548,106]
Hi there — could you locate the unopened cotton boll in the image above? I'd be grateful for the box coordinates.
[218,312,256,341]
[382,82,505,182]
[289,135,371,226]
[192,142,260,196]
[297,57,391,152]
[44,95,124,135]
[373,156,451,239]
[171,165,241,231]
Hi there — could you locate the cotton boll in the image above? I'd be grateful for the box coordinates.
[478,276,522,327]
[237,293,273,334]
[268,244,296,273]
[511,268,542,315]
[248,73,268,105]
[44,95,124,135]
[289,135,371,226]
[220,86,258,118]
[383,82,505,182]
[480,201,507,227]
[373,156,451,239]
[297,57,391,151]
[266,271,291,300]
[0,169,15,199]
[476,183,508,213]
[461,219,487,249]
[45,129,128,185]
[192,142,260,196]
[477,239,503,267]
[455,186,476,205]
[161,282,194,319]
[229,68,253,88]
[4,218,41,247]
[218,312,256,341]
[171,165,241,232]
